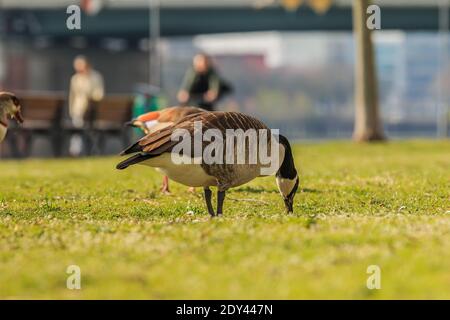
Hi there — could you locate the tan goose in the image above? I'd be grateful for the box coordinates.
[127,106,206,135]
[126,106,207,193]
[0,92,24,143]
[117,111,299,216]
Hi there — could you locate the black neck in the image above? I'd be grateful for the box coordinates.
[276,135,297,179]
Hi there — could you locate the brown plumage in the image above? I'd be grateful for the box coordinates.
[136,111,268,154]
[157,106,205,123]
[128,106,206,135]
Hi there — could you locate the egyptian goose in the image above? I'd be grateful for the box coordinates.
[126,106,206,193]
[117,111,299,216]
[0,92,24,143]
[127,106,206,135]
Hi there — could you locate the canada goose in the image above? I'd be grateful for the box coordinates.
[126,106,206,193]
[0,92,24,143]
[117,111,299,216]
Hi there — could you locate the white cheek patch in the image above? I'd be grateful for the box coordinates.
[276,175,298,197]
[144,120,159,129]
[0,124,7,142]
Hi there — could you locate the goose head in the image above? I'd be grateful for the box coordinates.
[276,135,299,213]
[126,118,149,134]
[276,174,299,213]
[0,92,24,126]
[125,111,161,135]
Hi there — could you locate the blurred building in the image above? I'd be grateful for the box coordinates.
[0,0,448,146]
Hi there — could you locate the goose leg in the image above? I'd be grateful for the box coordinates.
[160,175,170,194]
[217,190,226,216]
[203,187,215,217]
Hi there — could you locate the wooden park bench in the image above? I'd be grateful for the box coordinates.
[7,93,65,157]
[5,93,133,157]
[87,95,133,155]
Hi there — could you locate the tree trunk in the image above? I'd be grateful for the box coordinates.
[352,0,386,142]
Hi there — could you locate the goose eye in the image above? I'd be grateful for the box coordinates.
[12,97,19,106]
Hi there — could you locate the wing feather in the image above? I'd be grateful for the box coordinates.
[118,111,271,164]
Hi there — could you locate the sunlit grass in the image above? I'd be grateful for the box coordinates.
[0,140,449,299]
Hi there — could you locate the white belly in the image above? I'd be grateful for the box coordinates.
[140,153,217,187]
[148,121,173,134]
[0,125,7,143]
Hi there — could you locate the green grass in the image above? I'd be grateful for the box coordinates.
[0,140,449,299]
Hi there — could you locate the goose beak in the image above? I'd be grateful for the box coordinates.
[125,120,147,132]
[13,108,24,124]
[124,120,136,127]
[125,119,143,128]
[278,176,299,214]
[283,196,294,213]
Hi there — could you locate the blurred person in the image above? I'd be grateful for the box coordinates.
[177,53,232,111]
[68,55,104,156]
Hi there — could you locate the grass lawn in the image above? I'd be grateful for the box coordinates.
[0,140,449,299]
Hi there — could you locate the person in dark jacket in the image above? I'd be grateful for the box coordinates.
[177,53,230,111]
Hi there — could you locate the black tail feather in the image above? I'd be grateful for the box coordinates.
[116,153,154,170]
[120,141,143,156]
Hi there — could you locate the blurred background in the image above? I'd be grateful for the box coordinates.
[0,0,448,157]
